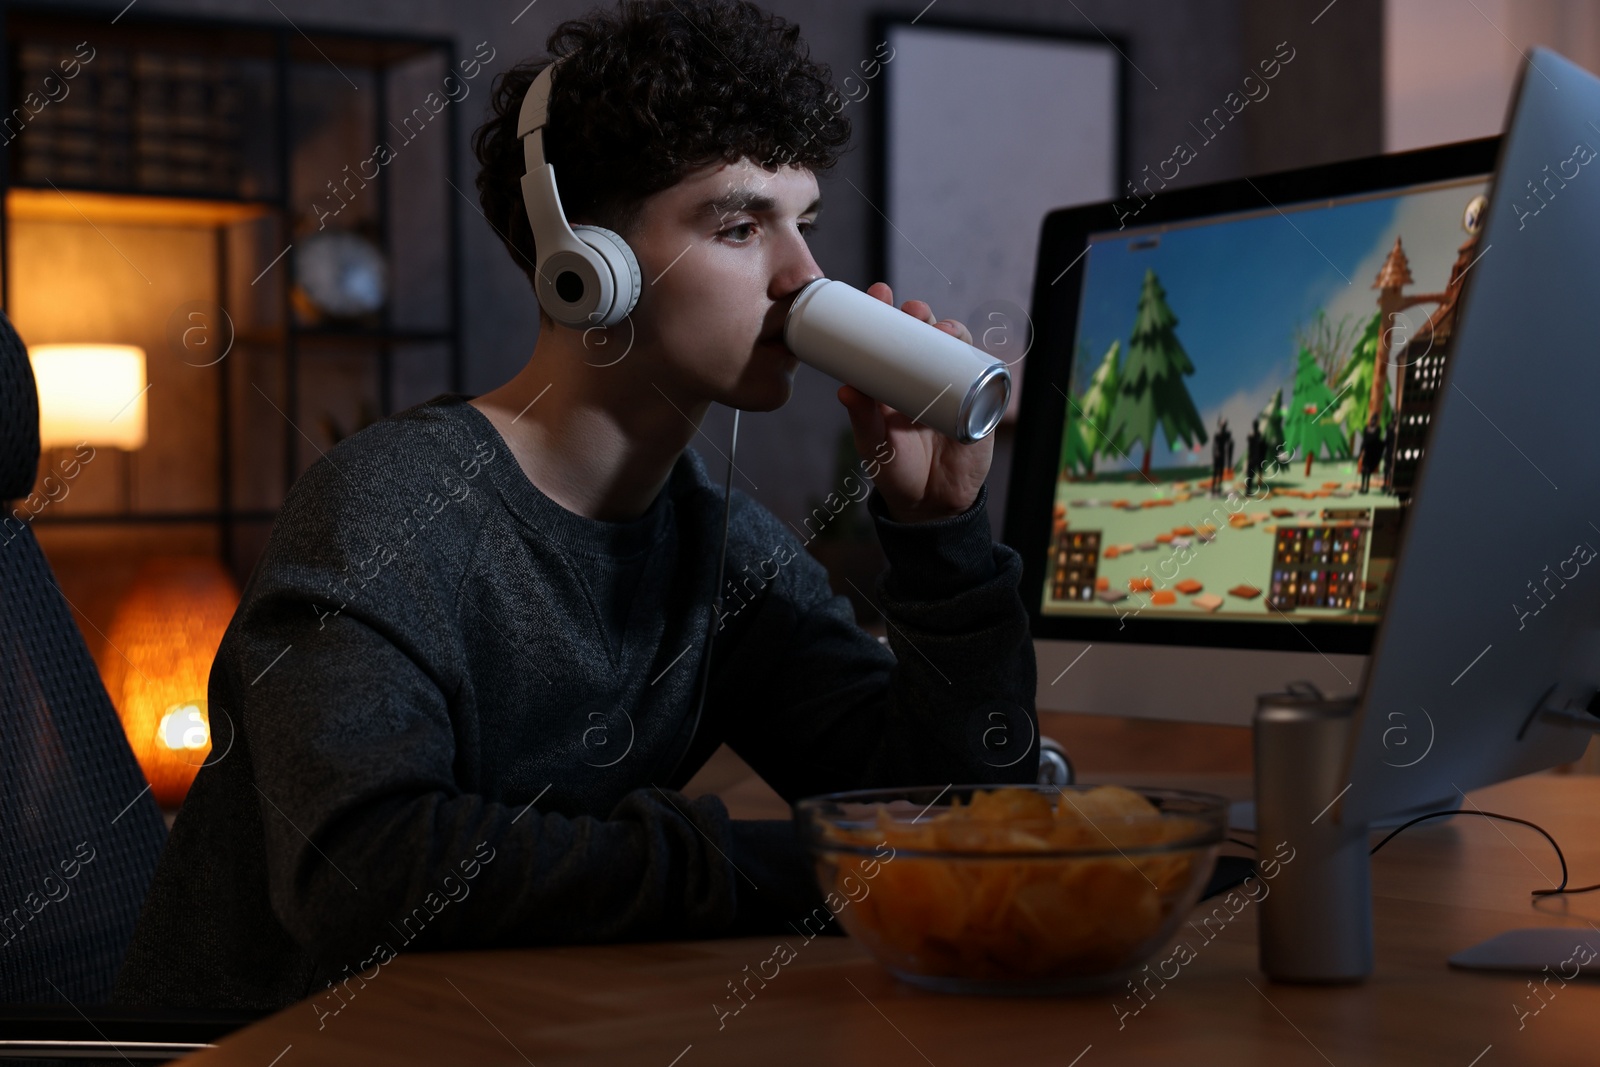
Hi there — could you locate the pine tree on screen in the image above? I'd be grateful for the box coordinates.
[1060,395,1089,478]
[1104,270,1207,475]
[1331,311,1393,450]
[1062,339,1123,476]
[1284,344,1353,475]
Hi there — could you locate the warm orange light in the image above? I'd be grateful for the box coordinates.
[99,557,240,808]
[157,703,211,751]
[27,343,148,450]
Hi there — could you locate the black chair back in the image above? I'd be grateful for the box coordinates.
[0,309,167,1005]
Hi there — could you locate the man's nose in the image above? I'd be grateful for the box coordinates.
[771,228,824,298]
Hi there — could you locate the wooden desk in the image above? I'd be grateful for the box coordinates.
[187,775,1600,1066]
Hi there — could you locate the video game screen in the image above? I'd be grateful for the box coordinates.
[1044,176,1490,625]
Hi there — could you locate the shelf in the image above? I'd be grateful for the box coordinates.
[7,187,276,227]
[4,5,464,582]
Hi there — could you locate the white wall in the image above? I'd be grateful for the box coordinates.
[1386,0,1600,150]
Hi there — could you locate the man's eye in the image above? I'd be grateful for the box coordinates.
[720,223,756,242]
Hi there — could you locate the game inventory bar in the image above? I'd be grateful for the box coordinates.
[1268,523,1366,611]
[1051,529,1102,603]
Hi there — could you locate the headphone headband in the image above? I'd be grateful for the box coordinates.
[516,60,555,170]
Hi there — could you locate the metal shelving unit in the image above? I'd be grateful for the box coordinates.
[2,3,464,580]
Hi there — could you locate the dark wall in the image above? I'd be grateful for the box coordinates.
[61,0,1381,545]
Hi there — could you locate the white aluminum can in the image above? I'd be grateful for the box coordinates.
[783,278,1011,444]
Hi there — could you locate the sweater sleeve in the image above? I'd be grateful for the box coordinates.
[712,481,1039,804]
[227,452,745,976]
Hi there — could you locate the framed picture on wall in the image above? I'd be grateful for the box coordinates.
[869,13,1126,422]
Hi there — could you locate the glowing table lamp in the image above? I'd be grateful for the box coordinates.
[27,343,149,450]
[99,557,241,808]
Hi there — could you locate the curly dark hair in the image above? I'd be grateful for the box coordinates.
[472,0,852,313]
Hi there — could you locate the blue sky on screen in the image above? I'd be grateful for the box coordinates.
[1070,179,1488,470]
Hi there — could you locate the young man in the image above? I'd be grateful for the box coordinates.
[115,0,1036,1011]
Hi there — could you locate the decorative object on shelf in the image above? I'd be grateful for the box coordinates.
[15,42,245,196]
[97,556,240,808]
[27,342,148,449]
[132,51,244,194]
[292,230,389,324]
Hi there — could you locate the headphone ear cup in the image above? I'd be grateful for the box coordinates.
[534,243,609,329]
[571,224,641,327]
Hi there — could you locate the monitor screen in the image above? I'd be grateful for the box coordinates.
[1010,140,1499,655]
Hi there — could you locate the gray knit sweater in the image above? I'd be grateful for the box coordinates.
[112,393,1037,1010]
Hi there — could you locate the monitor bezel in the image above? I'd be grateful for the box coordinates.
[1005,136,1501,655]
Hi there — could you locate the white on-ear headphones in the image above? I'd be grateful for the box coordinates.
[516,57,642,329]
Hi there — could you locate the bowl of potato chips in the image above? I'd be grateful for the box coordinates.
[794,783,1227,994]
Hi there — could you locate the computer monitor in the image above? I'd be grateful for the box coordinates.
[1338,46,1600,828]
[1006,138,1500,727]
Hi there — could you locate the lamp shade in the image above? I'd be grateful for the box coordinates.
[98,556,240,808]
[27,343,148,450]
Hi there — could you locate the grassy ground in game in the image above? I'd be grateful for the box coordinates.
[1045,458,1401,623]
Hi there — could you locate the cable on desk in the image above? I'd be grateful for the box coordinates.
[1220,812,1600,897]
[1367,808,1600,897]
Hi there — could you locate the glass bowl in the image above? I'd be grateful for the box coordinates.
[793,783,1227,995]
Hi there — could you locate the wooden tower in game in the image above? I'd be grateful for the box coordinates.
[1388,195,1487,499]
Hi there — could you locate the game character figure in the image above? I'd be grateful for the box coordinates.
[1210,417,1234,496]
[1245,419,1267,495]
[1358,415,1384,493]
[1381,419,1397,491]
